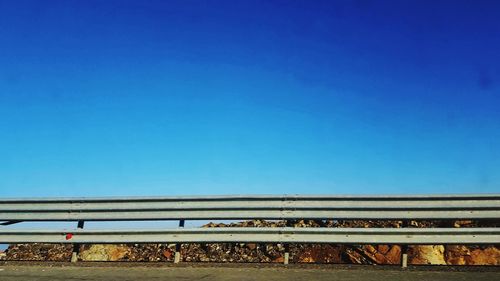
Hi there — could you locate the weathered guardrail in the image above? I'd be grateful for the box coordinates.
[1,194,499,266]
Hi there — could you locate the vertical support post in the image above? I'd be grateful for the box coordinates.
[401,249,408,268]
[283,244,290,265]
[401,220,409,268]
[174,219,185,264]
[0,221,22,226]
[71,220,85,263]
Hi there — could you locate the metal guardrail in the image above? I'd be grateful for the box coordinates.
[1,227,499,244]
[1,194,499,220]
[1,194,499,266]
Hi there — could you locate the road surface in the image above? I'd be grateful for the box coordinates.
[0,265,499,281]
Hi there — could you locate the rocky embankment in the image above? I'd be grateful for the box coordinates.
[1,220,499,265]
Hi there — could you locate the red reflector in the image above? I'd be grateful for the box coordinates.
[65,233,73,240]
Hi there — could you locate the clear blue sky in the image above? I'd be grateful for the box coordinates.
[0,0,499,197]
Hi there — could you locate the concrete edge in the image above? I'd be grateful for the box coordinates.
[1,261,499,272]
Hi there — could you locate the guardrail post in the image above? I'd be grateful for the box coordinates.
[0,221,22,226]
[283,244,290,265]
[71,220,85,263]
[401,220,409,268]
[174,219,185,264]
[401,247,408,268]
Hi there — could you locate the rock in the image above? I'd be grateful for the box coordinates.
[377,245,390,255]
[454,220,474,228]
[273,256,284,263]
[5,243,72,261]
[468,247,500,265]
[385,245,402,264]
[445,245,470,265]
[345,245,401,265]
[293,244,343,264]
[202,222,227,228]
[79,244,130,261]
[408,245,446,265]
[177,242,284,263]
[364,245,377,254]
[163,249,173,259]
[247,243,257,250]
[446,246,500,265]
[127,244,173,261]
[344,248,361,264]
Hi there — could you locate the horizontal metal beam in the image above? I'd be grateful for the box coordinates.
[0,227,498,245]
[2,194,499,202]
[2,199,499,211]
[1,194,499,221]
[1,209,499,221]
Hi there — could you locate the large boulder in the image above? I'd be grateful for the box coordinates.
[468,247,500,265]
[445,245,500,265]
[79,244,130,261]
[408,245,446,265]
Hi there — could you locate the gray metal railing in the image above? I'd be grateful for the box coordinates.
[1,194,499,266]
[1,194,499,220]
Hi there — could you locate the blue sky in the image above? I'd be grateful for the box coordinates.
[0,0,499,197]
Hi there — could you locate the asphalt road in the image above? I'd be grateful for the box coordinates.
[0,265,499,281]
